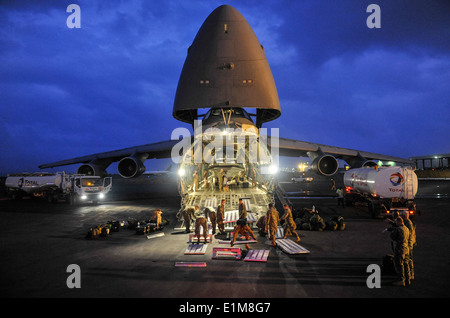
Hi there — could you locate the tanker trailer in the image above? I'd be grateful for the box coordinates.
[343,166,418,218]
[5,172,63,201]
[5,172,112,204]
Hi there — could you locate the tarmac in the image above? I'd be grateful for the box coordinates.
[0,172,449,304]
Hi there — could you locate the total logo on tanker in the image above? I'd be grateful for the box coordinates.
[388,173,404,192]
[18,178,39,188]
[389,173,404,186]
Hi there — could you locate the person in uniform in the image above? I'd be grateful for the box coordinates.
[265,203,279,247]
[208,207,217,235]
[231,218,256,250]
[182,206,196,233]
[151,209,163,229]
[389,217,411,286]
[336,187,344,207]
[194,206,209,244]
[216,199,226,234]
[238,198,247,221]
[281,204,300,242]
[401,211,416,282]
[203,170,208,189]
[193,171,199,192]
[256,214,267,236]
[218,169,224,191]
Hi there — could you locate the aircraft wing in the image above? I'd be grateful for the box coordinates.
[38,134,413,178]
[270,136,414,167]
[38,139,182,177]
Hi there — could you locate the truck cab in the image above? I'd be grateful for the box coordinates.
[70,176,112,204]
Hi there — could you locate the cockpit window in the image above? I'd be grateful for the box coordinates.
[205,108,250,120]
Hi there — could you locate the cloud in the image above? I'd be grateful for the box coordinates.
[1,0,449,175]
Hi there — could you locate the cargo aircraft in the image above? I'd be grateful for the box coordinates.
[39,5,413,226]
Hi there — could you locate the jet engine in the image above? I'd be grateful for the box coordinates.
[311,154,339,176]
[118,156,146,178]
[77,164,107,178]
[361,160,377,168]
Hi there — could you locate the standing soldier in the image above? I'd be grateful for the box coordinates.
[151,209,163,229]
[265,203,279,247]
[194,206,209,244]
[208,207,217,235]
[336,187,344,207]
[390,217,411,286]
[193,171,199,192]
[401,211,416,282]
[218,169,224,191]
[281,204,300,242]
[330,178,336,190]
[203,170,209,189]
[217,199,226,234]
[238,198,247,221]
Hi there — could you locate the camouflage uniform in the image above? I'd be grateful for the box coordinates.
[281,206,300,242]
[208,208,217,234]
[151,209,163,229]
[182,207,195,233]
[218,170,224,191]
[216,202,225,234]
[238,200,247,220]
[194,207,209,243]
[231,219,256,250]
[390,220,411,285]
[402,214,416,280]
[266,206,279,246]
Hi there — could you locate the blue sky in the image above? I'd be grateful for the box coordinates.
[1,0,449,175]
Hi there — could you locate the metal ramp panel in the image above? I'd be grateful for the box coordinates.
[175,262,207,267]
[212,247,242,260]
[203,197,217,210]
[244,250,270,262]
[276,239,310,254]
[241,197,252,212]
[218,239,257,245]
[184,243,208,255]
[276,226,284,239]
[223,210,258,230]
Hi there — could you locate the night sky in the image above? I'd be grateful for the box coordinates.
[1,0,449,175]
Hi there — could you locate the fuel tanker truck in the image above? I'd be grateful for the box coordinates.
[343,166,418,218]
[5,172,112,204]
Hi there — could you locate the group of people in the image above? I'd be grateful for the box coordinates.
[181,199,227,242]
[181,199,301,249]
[192,167,260,193]
[193,169,227,192]
[387,210,417,286]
